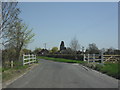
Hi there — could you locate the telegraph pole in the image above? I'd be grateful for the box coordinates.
[101,50,103,65]
[82,46,84,53]
[44,43,47,49]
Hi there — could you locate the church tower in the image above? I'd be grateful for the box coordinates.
[60,41,66,51]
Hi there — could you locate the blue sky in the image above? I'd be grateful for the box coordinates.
[18,2,118,50]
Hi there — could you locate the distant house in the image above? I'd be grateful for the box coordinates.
[38,49,49,55]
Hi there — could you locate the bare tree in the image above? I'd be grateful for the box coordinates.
[1,2,21,67]
[69,37,80,52]
[7,22,35,62]
[69,37,80,59]
[1,2,20,46]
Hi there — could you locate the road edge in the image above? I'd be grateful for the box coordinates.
[2,63,39,89]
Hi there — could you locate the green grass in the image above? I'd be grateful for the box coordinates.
[0,68,2,72]
[2,65,30,82]
[37,56,86,64]
[2,61,26,72]
[0,67,2,79]
[92,62,119,79]
[2,60,38,82]
[101,63,119,78]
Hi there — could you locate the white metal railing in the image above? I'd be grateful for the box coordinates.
[23,54,36,65]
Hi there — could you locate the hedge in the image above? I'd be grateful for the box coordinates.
[40,54,84,61]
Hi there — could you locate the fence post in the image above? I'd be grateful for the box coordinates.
[32,54,35,63]
[93,54,95,62]
[84,54,86,61]
[101,52,103,64]
[29,54,30,64]
[11,61,13,68]
[23,54,24,66]
[35,55,36,62]
[88,54,89,64]
[34,55,36,62]
[33,54,34,62]
[31,54,33,63]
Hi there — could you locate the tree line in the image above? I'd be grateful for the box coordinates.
[31,37,119,60]
[33,37,120,56]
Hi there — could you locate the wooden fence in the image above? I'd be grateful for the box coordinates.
[84,54,120,64]
[103,55,120,63]
[84,54,103,64]
[23,54,36,65]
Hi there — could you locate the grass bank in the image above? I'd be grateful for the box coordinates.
[2,63,38,83]
[3,65,29,82]
[0,68,2,73]
[85,62,119,79]
[95,63,119,79]
[38,56,119,79]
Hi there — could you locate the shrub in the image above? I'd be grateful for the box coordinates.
[94,64,103,71]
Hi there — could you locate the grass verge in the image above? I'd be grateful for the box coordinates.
[2,63,38,83]
[96,63,119,79]
[0,68,2,73]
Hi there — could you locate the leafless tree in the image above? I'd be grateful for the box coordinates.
[69,37,80,52]
[7,22,35,62]
[1,2,20,46]
[69,37,80,60]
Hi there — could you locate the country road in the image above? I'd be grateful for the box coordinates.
[6,59,118,88]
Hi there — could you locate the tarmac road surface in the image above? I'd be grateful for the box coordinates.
[6,59,118,88]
